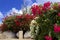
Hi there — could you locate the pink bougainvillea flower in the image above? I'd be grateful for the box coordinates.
[14,20,20,26]
[42,6,47,12]
[57,2,60,8]
[58,12,60,16]
[25,14,35,20]
[16,15,23,19]
[42,2,51,12]
[54,24,60,33]
[44,35,52,40]
[44,2,51,8]
[31,5,42,16]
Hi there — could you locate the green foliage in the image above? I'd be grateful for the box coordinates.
[30,2,60,40]
[1,14,34,33]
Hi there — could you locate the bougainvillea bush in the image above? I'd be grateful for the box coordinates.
[30,2,60,40]
[1,14,34,33]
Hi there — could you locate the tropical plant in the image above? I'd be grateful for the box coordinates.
[30,2,60,40]
[1,14,34,33]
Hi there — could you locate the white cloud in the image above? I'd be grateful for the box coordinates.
[0,12,4,18]
[18,10,23,14]
[23,0,33,6]
[0,8,23,24]
[32,3,38,6]
[0,21,3,24]
[47,0,60,3]
[0,12,4,24]
[36,0,47,4]
[7,8,23,16]
[11,8,19,13]
[36,0,60,4]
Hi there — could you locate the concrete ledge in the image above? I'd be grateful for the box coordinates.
[0,31,33,40]
[0,39,33,40]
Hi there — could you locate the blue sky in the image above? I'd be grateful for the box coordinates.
[0,0,60,24]
[0,0,36,16]
[0,0,36,24]
[0,0,23,13]
[0,0,36,13]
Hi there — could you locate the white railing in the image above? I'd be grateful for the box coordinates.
[0,31,33,40]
